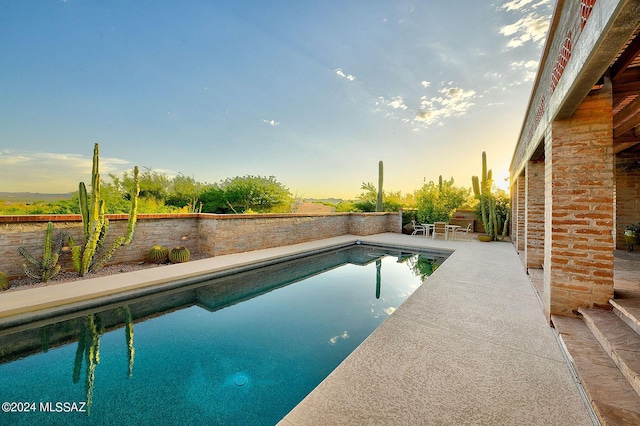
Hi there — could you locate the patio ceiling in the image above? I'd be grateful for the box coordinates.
[613,28,640,154]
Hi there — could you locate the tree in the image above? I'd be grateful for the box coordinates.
[415,176,472,224]
[199,175,291,213]
[96,179,133,214]
[223,175,291,213]
[199,186,228,213]
[127,167,171,201]
[166,173,209,209]
[354,182,377,212]
[354,182,404,212]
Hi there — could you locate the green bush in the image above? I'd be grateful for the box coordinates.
[415,177,472,224]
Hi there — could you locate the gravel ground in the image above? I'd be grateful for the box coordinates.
[6,253,208,293]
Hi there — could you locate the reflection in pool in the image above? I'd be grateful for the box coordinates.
[0,245,448,425]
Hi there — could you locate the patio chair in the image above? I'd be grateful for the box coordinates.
[454,223,473,240]
[432,222,447,240]
[411,220,427,236]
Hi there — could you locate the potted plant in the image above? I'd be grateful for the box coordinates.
[624,223,640,251]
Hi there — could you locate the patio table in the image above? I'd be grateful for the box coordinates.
[423,223,460,240]
[420,224,435,237]
[446,224,461,240]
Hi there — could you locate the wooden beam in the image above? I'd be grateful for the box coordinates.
[614,94,640,137]
[614,140,640,154]
[613,68,640,106]
[614,68,640,87]
[612,33,640,82]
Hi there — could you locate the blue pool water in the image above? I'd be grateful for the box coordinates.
[0,245,448,425]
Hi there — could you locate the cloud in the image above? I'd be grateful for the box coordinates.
[414,85,477,127]
[510,60,539,82]
[334,68,355,81]
[0,150,132,192]
[421,81,431,88]
[498,0,551,48]
[262,119,280,127]
[500,0,539,11]
[374,81,477,130]
[376,96,408,111]
[500,14,549,48]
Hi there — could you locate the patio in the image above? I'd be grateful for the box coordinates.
[0,233,595,425]
[279,233,594,425]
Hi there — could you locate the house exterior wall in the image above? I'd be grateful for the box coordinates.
[542,79,615,318]
[525,160,545,270]
[516,174,526,252]
[0,212,402,279]
[615,151,640,249]
[509,0,640,319]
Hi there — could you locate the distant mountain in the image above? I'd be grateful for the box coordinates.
[0,192,74,202]
[304,198,346,205]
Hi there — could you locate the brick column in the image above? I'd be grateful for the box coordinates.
[525,159,545,270]
[510,182,516,246]
[516,174,526,252]
[543,78,614,319]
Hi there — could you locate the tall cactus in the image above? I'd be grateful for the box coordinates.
[376,160,384,212]
[19,222,67,282]
[70,143,140,275]
[472,151,495,239]
[73,313,102,416]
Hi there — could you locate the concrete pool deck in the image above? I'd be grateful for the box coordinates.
[0,233,595,425]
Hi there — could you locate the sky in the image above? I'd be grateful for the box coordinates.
[0,0,553,199]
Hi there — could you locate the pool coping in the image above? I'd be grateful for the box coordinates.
[0,233,595,424]
[0,236,361,328]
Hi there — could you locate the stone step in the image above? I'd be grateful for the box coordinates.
[579,307,640,399]
[552,315,640,425]
[611,298,640,336]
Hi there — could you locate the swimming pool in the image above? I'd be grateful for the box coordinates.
[0,245,448,425]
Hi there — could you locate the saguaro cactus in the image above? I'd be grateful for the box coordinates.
[472,151,509,241]
[376,160,384,212]
[472,151,495,239]
[70,143,140,275]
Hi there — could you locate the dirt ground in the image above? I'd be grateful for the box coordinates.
[5,253,208,293]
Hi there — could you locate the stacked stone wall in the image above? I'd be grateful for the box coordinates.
[0,212,400,279]
[204,214,351,256]
[449,210,476,232]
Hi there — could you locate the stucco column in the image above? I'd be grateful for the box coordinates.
[543,78,615,319]
[525,160,545,270]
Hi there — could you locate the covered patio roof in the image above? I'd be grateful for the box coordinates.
[511,0,640,177]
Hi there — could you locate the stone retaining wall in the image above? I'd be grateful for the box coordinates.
[0,212,401,279]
